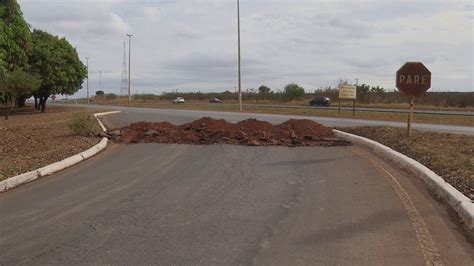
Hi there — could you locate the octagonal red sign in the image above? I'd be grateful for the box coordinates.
[396,62,431,98]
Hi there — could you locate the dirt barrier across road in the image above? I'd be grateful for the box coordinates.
[334,130,474,234]
[107,118,351,147]
[0,111,121,193]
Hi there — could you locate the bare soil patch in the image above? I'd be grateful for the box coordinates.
[340,126,474,200]
[0,106,102,181]
[108,117,350,147]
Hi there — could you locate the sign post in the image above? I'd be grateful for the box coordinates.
[396,62,431,138]
[338,85,357,116]
[353,98,356,116]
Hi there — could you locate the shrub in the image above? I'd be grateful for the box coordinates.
[67,114,102,136]
[258,85,271,94]
[134,94,158,101]
[284,83,305,100]
[96,90,105,96]
[105,93,117,100]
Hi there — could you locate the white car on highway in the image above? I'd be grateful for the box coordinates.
[173,97,185,104]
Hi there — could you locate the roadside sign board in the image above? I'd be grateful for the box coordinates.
[396,62,431,98]
[338,85,357,116]
[339,85,357,99]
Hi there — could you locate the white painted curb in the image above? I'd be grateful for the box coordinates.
[334,129,474,232]
[94,111,121,131]
[0,110,121,192]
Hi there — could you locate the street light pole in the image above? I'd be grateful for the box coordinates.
[126,34,133,106]
[237,0,242,112]
[85,57,90,104]
[99,70,102,92]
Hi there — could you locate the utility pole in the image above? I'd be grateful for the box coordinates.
[85,57,90,104]
[127,34,133,105]
[121,41,128,96]
[99,70,102,92]
[237,0,242,112]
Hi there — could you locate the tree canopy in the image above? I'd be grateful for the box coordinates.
[284,83,305,100]
[0,0,32,73]
[29,30,86,111]
[258,85,271,94]
[0,69,40,119]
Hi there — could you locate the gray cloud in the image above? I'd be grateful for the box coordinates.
[19,0,473,96]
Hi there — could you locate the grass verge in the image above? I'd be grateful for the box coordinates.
[339,126,474,200]
[0,106,103,181]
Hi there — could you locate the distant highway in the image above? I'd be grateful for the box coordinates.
[73,104,474,135]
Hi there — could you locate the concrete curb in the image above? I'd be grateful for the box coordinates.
[0,111,121,192]
[334,129,474,232]
[94,111,121,131]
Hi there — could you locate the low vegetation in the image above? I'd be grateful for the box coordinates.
[0,106,101,181]
[67,113,102,137]
[340,126,474,200]
[154,85,474,108]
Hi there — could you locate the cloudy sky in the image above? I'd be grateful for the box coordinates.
[19,0,473,96]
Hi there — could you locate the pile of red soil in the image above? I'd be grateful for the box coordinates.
[106,117,350,147]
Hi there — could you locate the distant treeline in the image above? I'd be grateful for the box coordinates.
[314,85,474,107]
[119,84,474,107]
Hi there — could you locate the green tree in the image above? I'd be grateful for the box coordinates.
[0,69,40,119]
[0,0,32,73]
[29,30,86,112]
[96,90,105,96]
[284,83,305,100]
[258,85,271,94]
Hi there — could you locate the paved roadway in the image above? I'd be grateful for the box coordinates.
[0,109,473,265]
[82,104,473,135]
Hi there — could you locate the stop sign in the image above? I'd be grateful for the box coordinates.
[396,62,431,98]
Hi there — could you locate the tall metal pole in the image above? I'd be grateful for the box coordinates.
[127,34,133,106]
[237,0,242,112]
[85,57,90,104]
[99,70,102,92]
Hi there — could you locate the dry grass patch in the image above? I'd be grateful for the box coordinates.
[340,126,474,200]
[0,106,103,181]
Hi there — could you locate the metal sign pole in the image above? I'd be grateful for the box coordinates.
[353,99,355,116]
[338,98,341,115]
[237,0,242,112]
[407,97,415,138]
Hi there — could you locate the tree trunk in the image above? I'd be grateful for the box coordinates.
[33,95,39,110]
[17,96,27,108]
[3,102,13,120]
[40,96,48,112]
[3,106,8,120]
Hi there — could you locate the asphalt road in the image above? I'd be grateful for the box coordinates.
[0,110,473,265]
[86,104,474,135]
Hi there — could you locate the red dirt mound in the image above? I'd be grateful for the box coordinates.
[107,118,350,147]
